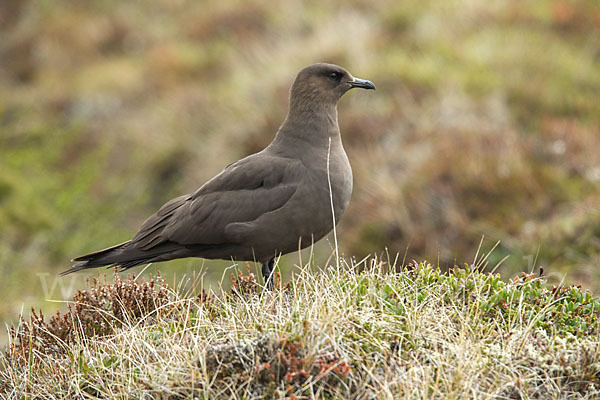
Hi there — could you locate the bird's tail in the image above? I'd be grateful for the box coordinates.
[62,240,194,276]
[61,241,133,276]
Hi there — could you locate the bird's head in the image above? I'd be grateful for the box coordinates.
[290,63,375,110]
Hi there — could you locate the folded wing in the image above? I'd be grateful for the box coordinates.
[131,154,306,250]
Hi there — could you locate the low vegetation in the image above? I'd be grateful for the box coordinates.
[2,258,600,399]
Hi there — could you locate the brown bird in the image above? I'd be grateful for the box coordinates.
[63,63,375,286]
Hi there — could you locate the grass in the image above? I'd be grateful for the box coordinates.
[2,258,600,399]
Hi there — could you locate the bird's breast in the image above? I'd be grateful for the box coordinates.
[304,144,353,222]
[328,149,353,221]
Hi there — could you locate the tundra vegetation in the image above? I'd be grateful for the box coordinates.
[2,259,600,398]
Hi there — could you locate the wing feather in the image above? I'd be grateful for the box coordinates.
[129,155,305,250]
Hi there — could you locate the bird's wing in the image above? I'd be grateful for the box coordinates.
[130,154,306,249]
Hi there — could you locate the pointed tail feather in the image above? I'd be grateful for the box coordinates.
[62,240,194,275]
[61,241,132,275]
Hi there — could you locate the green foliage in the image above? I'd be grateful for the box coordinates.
[380,264,600,338]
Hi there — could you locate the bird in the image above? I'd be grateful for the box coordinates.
[62,63,375,287]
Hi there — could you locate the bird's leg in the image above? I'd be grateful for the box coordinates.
[261,258,275,289]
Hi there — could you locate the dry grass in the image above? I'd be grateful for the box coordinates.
[2,258,600,399]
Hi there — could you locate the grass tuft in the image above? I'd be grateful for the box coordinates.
[2,259,600,398]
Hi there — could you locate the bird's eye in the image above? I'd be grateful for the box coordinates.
[329,71,342,81]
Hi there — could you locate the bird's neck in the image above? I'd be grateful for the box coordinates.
[274,102,340,147]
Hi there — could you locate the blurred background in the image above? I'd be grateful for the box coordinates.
[1,0,599,343]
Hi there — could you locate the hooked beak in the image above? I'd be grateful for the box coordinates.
[348,77,376,90]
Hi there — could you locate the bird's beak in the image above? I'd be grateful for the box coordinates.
[348,77,376,90]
